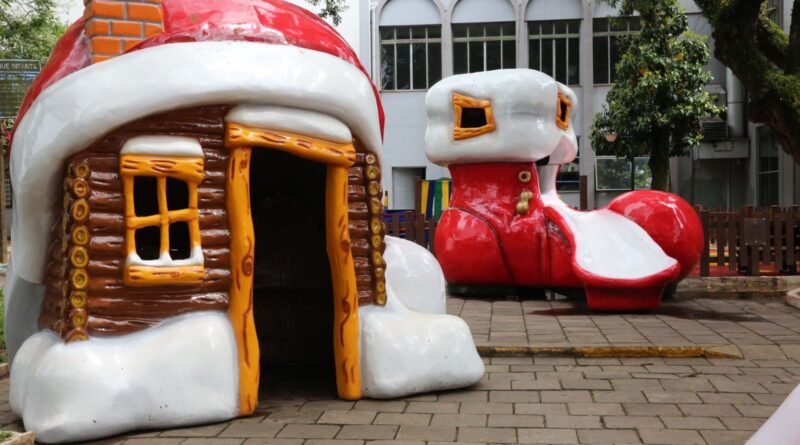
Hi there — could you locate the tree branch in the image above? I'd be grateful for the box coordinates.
[758,15,788,67]
[787,0,800,73]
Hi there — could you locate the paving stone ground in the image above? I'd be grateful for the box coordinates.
[450,297,800,355]
[3,296,800,444]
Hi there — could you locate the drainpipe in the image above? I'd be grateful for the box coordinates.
[726,68,745,139]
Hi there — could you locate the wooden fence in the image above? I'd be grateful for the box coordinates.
[697,206,800,277]
[384,211,438,252]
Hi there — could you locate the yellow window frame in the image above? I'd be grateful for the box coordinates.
[120,154,205,287]
[453,92,497,141]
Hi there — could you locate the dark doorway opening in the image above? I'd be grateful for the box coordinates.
[249,149,336,396]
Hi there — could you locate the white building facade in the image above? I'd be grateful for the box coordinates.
[369,0,800,210]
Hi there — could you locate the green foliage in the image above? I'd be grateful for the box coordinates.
[306,0,348,26]
[0,0,67,61]
[591,0,724,190]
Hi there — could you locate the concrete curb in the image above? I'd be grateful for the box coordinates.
[476,344,742,359]
[679,276,800,298]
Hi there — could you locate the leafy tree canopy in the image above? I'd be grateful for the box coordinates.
[0,0,66,61]
[694,0,800,168]
[306,0,348,26]
[590,0,724,191]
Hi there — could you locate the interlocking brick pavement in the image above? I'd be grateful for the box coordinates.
[2,296,800,443]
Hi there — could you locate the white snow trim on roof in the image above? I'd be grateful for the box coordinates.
[11,41,381,284]
[10,311,238,444]
[121,135,204,157]
[226,105,353,144]
[425,69,578,166]
[541,190,677,281]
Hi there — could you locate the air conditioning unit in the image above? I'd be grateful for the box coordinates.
[701,118,729,142]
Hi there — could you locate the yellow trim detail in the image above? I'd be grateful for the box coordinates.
[226,147,260,416]
[556,92,571,130]
[120,155,204,183]
[326,165,363,400]
[226,124,356,167]
[120,154,204,287]
[453,92,496,141]
[123,265,204,286]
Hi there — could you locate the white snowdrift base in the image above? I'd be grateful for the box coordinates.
[10,312,238,444]
[746,383,800,444]
[363,237,484,398]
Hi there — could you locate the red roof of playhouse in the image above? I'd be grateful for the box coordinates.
[13,0,384,143]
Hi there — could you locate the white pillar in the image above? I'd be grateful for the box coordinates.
[580,0,596,209]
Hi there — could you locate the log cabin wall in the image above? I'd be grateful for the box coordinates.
[40,105,232,338]
[39,104,386,339]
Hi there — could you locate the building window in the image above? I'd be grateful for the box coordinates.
[592,17,640,84]
[380,25,442,90]
[757,126,780,206]
[528,20,580,85]
[120,136,205,286]
[453,22,516,74]
[595,156,651,191]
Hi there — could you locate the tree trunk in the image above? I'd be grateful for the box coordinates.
[649,140,671,191]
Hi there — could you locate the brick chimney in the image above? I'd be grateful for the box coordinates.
[83,0,165,64]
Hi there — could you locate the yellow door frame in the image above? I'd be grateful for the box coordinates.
[225,124,362,416]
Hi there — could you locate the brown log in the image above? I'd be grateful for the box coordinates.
[348,185,366,202]
[87,316,161,336]
[87,291,228,317]
[349,202,368,220]
[348,220,369,238]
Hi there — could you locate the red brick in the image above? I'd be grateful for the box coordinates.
[144,23,163,37]
[111,20,143,37]
[123,38,143,51]
[91,36,122,55]
[92,54,113,64]
[126,3,163,22]
[85,0,126,19]
[84,19,110,37]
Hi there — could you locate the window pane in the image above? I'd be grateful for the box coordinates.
[541,22,553,35]
[169,221,191,260]
[468,23,484,37]
[396,43,411,89]
[554,21,567,34]
[541,38,554,77]
[593,36,609,83]
[593,18,608,32]
[453,25,467,38]
[396,27,410,39]
[503,40,516,68]
[381,44,395,89]
[469,41,484,72]
[633,157,652,190]
[568,37,580,84]
[428,25,441,39]
[609,35,621,83]
[629,17,641,31]
[529,38,541,70]
[135,226,161,260]
[596,158,632,190]
[454,42,468,74]
[485,23,501,37]
[133,176,159,217]
[557,160,580,192]
[528,22,540,36]
[380,27,394,40]
[568,20,580,34]
[501,22,515,36]
[486,40,502,71]
[555,38,567,83]
[411,26,426,39]
[610,17,628,32]
[166,177,189,211]
[412,43,427,89]
[428,42,442,85]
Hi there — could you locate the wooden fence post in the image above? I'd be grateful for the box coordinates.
[404,210,415,243]
[579,175,588,211]
[699,207,710,277]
